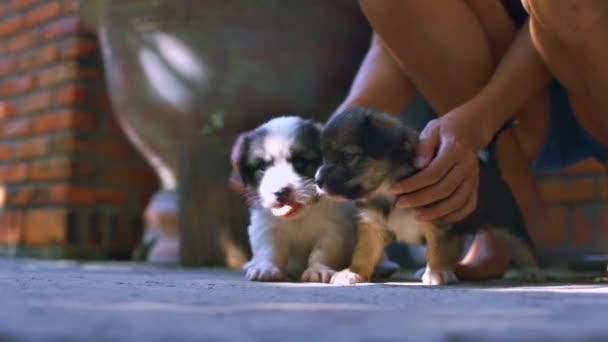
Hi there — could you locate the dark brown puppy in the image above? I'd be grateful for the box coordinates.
[316,107,543,285]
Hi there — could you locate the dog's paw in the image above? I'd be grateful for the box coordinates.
[421,267,458,286]
[244,262,285,282]
[330,269,367,286]
[301,264,335,283]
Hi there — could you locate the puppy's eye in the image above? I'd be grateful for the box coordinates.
[291,156,311,170]
[339,152,359,164]
[252,159,270,172]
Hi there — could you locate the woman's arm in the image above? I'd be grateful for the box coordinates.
[333,34,414,117]
[392,21,553,222]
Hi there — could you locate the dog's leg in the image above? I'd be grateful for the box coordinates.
[244,225,289,282]
[301,231,351,283]
[331,219,391,285]
[422,224,462,285]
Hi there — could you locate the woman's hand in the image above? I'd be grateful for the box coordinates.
[390,112,489,222]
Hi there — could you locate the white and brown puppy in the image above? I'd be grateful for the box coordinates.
[316,107,543,286]
[232,116,398,282]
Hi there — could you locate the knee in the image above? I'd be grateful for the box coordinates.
[528,0,604,43]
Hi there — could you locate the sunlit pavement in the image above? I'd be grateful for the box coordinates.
[1,258,606,341]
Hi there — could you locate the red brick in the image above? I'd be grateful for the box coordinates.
[47,184,128,206]
[572,207,594,248]
[60,38,98,59]
[15,136,49,159]
[0,57,17,76]
[18,91,53,114]
[0,16,22,37]
[597,207,608,248]
[95,188,129,205]
[55,85,95,105]
[9,0,38,11]
[48,183,94,205]
[25,2,61,26]
[0,75,34,97]
[530,206,568,247]
[0,211,24,245]
[42,16,82,40]
[37,62,77,87]
[106,116,124,134]
[0,119,30,137]
[7,31,35,53]
[0,163,27,183]
[96,138,133,159]
[50,133,89,154]
[0,143,14,161]
[24,208,67,246]
[538,178,595,203]
[0,102,17,120]
[102,166,158,188]
[94,93,113,113]
[32,110,97,134]
[6,186,34,206]
[19,44,57,70]
[28,157,71,181]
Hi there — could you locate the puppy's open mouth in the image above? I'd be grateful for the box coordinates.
[270,201,303,217]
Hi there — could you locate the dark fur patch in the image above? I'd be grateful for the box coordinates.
[289,120,322,178]
[238,128,268,187]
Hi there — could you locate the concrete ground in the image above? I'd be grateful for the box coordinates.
[1,258,607,342]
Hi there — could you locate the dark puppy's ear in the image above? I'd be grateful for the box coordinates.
[362,113,406,159]
[228,131,251,194]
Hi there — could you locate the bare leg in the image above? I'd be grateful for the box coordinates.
[523,0,608,145]
[330,218,390,285]
[358,0,548,280]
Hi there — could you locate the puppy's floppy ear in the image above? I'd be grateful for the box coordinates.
[228,131,251,194]
[362,113,406,159]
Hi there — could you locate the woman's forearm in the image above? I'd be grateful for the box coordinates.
[455,21,552,148]
[333,34,414,117]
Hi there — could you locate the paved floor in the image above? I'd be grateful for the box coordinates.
[1,258,607,342]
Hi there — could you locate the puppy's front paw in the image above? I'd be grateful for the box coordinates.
[330,269,367,286]
[421,267,458,285]
[244,262,285,282]
[301,263,335,283]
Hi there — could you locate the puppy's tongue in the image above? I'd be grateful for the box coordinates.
[271,203,299,217]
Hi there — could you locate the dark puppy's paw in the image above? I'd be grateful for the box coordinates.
[301,263,335,283]
[330,269,367,286]
[421,267,459,285]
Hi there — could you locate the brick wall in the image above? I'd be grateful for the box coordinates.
[0,0,158,259]
[535,158,608,260]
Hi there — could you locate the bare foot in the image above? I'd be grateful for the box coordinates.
[454,230,510,280]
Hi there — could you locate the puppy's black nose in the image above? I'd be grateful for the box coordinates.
[274,187,292,203]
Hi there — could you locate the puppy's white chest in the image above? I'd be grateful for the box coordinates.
[387,209,425,244]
